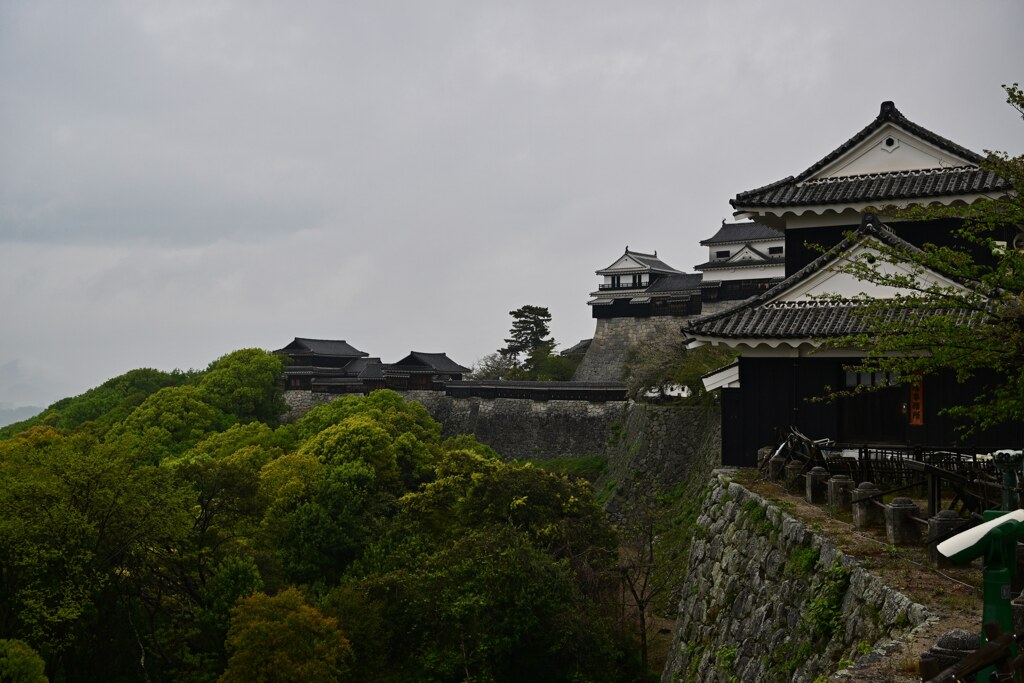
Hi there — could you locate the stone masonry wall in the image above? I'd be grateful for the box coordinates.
[282,390,720,472]
[662,474,930,683]
[401,391,620,459]
[571,301,749,384]
[572,316,693,382]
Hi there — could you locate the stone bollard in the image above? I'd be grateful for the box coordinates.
[885,497,923,546]
[805,466,829,505]
[784,460,805,493]
[852,481,884,529]
[827,474,854,512]
[919,629,980,682]
[768,450,788,482]
[928,510,968,567]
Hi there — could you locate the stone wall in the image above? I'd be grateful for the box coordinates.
[401,390,621,459]
[282,389,336,422]
[571,302,748,384]
[572,316,693,382]
[282,389,720,473]
[662,474,930,683]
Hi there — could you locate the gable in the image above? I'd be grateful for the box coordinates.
[726,244,770,265]
[772,240,963,302]
[809,123,975,180]
[602,254,646,272]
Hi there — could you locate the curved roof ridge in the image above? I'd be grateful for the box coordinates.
[800,165,979,185]
[793,101,985,183]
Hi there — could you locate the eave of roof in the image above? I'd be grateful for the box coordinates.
[596,248,682,275]
[733,166,1009,210]
[695,257,786,271]
[276,337,369,357]
[700,221,783,246]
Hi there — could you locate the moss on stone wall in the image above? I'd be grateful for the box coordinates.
[661,476,930,683]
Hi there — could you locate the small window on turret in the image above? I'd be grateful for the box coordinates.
[715,250,730,259]
[768,246,783,255]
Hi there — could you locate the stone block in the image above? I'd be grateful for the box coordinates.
[852,481,884,529]
[826,474,854,512]
[885,497,923,546]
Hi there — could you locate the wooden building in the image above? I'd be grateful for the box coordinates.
[588,248,703,318]
[384,352,471,391]
[275,340,470,394]
[695,221,785,304]
[690,101,1019,467]
[275,337,370,391]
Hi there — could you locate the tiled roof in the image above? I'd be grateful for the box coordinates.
[731,101,1010,209]
[695,255,786,271]
[700,221,782,245]
[685,300,982,339]
[733,166,1008,209]
[683,214,983,340]
[597,248,681,275]
[276,337,369,357]
[646,273,703,293]
[393,351,471,374]
[347,357,385,380]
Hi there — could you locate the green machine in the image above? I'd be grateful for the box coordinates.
[938,508,1024,681]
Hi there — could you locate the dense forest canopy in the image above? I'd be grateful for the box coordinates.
[0,349,646,682]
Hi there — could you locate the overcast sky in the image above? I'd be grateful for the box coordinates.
[1,1,1022,411]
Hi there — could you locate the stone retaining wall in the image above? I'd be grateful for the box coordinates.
[572,316,693,382]
[282,390,720,472]
[662,474,931,683]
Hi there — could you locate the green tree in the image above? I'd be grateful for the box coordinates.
[220,588,352,683]
[821,83,1024,433]
[500,305,553,365]
[0,432,191,677]
[0,368,193,440]
[105,385,223,463]
[0,639,47,683]
[360,527,621,683]
[198,349,288,426]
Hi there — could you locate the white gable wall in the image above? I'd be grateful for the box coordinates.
[773,242,964,302]
[602,254,646,272]
[811,124,972,179]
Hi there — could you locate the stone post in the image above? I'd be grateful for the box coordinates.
[928,510,968,567]
[827,474,854,512]
[852,481,883,529]
[885,497,923,546]
[919,629,980,681]
[768,450,788,482]
[784,461,805,493]
[805,466,829,505]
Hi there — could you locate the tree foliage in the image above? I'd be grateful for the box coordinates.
[0,354,641,681]
[501,305,553,362]
[0,639,47,683]
[821,83,1024,433]
[624,339,736,403]
[221,588,352,683]
[476,305,582,380]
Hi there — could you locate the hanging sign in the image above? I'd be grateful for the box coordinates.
[908,375,924,426]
